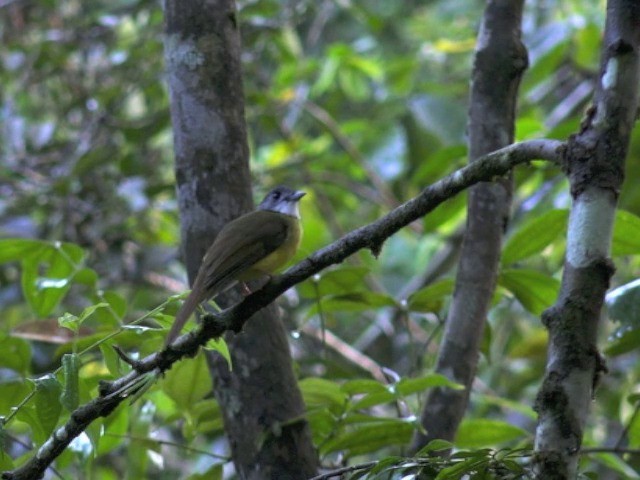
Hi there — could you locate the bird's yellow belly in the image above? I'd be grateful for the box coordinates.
[239,221,302,280]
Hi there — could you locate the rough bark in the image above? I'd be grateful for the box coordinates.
[533,1,640,478]
[163,0,318,478]
[412,0,527,450]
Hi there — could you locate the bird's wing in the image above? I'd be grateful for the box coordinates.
[200,211,289,296]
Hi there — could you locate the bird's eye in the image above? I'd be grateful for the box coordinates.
[272,191,281,200]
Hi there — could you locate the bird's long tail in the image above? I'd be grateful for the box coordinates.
[165,290,201,346]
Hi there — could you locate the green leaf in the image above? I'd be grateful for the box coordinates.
[590,452,640,479]
[341,379,387,396]
[93,291,128,328]
[455,419,527,448]
[0,381,33,417]
[0,336,32,375]
[60,353,80,411]
[407,278,455,313]
[502,209,568,265]
[20,241,86,317]
[613,210,640,256]
[298,266,370,298]
[193,399,224,435]
[0,239,43,263]
[395,374,463,395]
[188,463,223,480]
[161,351,212,410]
[498,269,560,315]
[435,454,490,480]
[307,292,397,317]
[299,378,348,411]
[606,279,640,329]
[416,439,454,456]
[16,405,47,445]
[204,337,232,371]
[98,407,129,455]
[34,375,63,437]
[100,344,124,377]
[605,328,640,356]
[321,420,413,456]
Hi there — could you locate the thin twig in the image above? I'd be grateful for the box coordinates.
[309,461,378,480]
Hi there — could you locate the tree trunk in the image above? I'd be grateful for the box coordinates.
[163,0,318,477]
[412,0,527,450]
[533,1,640,477]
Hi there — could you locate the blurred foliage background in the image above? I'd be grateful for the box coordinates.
[2,0,640,478]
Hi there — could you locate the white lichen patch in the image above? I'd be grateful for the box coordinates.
[566,188,615,267]
[164,35,205,71]
[602,57,619,90]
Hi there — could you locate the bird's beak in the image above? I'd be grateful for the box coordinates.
[290,190,306,201]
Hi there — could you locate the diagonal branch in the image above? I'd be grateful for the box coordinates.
[1,138,562,480]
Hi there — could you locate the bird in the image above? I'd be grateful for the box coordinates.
[165,186,306,345]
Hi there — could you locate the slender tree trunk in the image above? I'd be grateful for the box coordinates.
[163,1,318,478]
[412,0,527,450]
[533,1,640,478]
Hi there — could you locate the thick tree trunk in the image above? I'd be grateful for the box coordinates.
[163,0,318,478]
[412,0,527,450]
[533,1,640,478]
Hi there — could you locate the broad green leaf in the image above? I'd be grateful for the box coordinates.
[605,328,640,356]
[305,407,341,442]
[34,375,63,437]
[100,344,124,377]
[498,269,560,315]
[396,374,463,395]
[474,394,537,420]
[321,420,413,456]
[606,279,640,329]
[306,292,396,317]
[0,239,43,263]
[502,209,568,265]
[73,267,98,287]
[367,456,403,475]
[20,241,85,317]
[298,266,370,299]
[435,455,490,480]
[0,336,32,375]
[455,419,527,448]
[161,351,212,410]
[407,278,455,313]
[58,313,80,333]
[416,439,454,456]
[193,399,224,435]
[0,381,33,417]
[93,291,128,328]
[341,379,387,396]
[574,23,601,69]
[16,405,47,445]
[97,407,129,456]
[613,210,640,256]
[299,378,348,411]
[351,391,395,410]
[591,452,640,479]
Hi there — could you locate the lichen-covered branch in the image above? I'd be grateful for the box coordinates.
[533,1,640,477]
[1,138,562,480]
